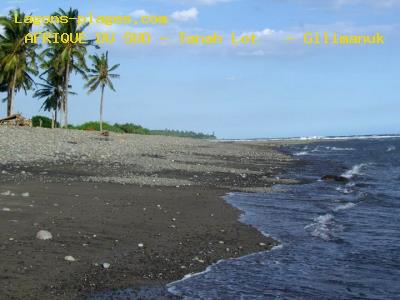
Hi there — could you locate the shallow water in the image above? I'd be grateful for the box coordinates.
[168,138,400,299]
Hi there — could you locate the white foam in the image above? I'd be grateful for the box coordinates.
[298,135,400,141]
[342,163,368,179]
[167,238,283,294]
[326,147,355,151]
[387,145,396,152]
[336,186,354,194]
[220,134,400,142]
[271,244,283,251]
[333,203,356,212]
[305,214,335,241]
[294,151,309,156]
[315,214,334,223]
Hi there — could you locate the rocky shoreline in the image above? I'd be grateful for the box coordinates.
[0,127,298,299]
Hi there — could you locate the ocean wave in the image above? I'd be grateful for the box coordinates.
[294,151,309,156]
[387,145,396,152]
[297,135,400,141]
[305,214,336,241]
[342,163,368,179]
[308,146,355,153]
[333,203,356,212]
[326,147,355,151]
[271,244,283,251]
[167,240,284,296]
[336,185,354,194]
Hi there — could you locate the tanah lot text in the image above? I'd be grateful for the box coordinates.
[23,31,257,46]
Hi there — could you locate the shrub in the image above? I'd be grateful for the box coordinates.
[75,121,124,133]
[114,123,151,135]
[150,129,216,139]
[32,115,56,128]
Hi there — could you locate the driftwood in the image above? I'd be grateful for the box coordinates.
[0,114,32,127]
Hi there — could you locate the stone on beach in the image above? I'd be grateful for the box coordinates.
[2,208,11,212]
[21,192,30,197]
[102,262,111,269]
[36,230,53,240]
[64,256,76,262]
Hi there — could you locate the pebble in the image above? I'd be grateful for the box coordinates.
[36,230,53,240]
[138,243,144,248]
[21,192,30,197]
[2,208,11,212]
[102,263,111,269]
[64,256,76,262]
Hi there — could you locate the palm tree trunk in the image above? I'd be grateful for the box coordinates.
[51,110,55,129]
[100,85,104,132]
[7,70,17,117]
[55,108,58,128]
[63,61,70,128]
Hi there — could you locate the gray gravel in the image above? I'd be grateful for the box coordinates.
[0,126,295,189]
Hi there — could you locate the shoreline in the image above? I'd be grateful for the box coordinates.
[0,127,300,299]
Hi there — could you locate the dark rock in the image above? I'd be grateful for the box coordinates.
[321,175,349,183]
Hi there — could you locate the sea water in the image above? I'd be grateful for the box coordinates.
[168,138,400,299]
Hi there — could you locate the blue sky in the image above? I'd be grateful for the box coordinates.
[1,0,399,138]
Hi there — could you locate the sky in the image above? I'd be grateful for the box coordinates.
[1,0,399,139]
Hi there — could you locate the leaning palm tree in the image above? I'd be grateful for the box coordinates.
[42,7,95,127]
[0,9,38,116]
[85,51,120,132]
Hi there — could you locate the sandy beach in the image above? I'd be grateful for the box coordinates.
[0,127,296,299]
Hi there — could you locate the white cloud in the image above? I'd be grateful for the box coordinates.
[171,7,199,21]
[237,50,266,57]
[240,28,275,39]
[130,9,150,18]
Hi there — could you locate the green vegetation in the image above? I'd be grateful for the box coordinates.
[114,123,150,135]
[32,115,58,128]
[41,8,96,127]
[69,121,124,133]
[66,121,215,139]
[150,129,216,139]
[85,51,120,132]
[0,9,39,116]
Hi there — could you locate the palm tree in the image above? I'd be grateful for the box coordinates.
[0,9,38,116]
[85,51,120,132]
[42,7,95,127]
[33,72,76,128]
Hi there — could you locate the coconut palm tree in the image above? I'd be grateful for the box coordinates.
[42,7,96,127]
[85,51,120,132]
[33,72,76,128]
[0,9,38,116]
